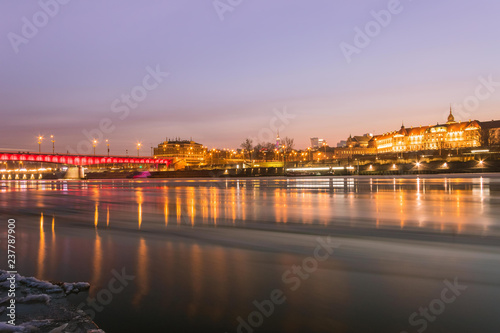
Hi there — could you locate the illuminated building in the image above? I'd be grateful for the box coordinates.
[334,134,376,157]
[374,109,484,153]
[154,138,207,167]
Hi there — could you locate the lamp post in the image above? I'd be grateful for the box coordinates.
[92,139,97,156]
[106,139,110,156]
[50,135,55,154]
[38,136,43,153]
[137,143,141,157]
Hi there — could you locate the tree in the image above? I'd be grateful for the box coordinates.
[252,142,276,161]
[240,138,253,159]
[283,137,295,152]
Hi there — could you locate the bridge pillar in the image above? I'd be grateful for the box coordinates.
[64,166,85,179]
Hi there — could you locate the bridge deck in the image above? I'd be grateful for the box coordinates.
[0,153,171,166]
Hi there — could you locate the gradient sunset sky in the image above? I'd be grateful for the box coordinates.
[1,0,500,154]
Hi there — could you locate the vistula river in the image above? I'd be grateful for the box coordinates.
[1,175,500,332]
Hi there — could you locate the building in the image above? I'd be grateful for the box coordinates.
[310,137,327,149]
[154,138,207,167]
[336,140,347,148]
[479,120,500,147]
[374,109,483,154]
[334,133,376,157]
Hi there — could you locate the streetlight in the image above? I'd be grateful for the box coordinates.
[106,139,110,156]
[416,161,421,174]
[92,139,98,156]
[38,136,43,153]
[137,143,141,156]
[50,135,55,154]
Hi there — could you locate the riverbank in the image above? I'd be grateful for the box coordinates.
[80,159,500,179]
[0,270,102,333]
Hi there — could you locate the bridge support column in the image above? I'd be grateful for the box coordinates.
[64,166,85,179]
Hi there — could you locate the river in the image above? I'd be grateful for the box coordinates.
[1,175,499,332]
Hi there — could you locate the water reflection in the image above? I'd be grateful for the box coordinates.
[132,238,149,306]
[90,225,102,297]
[7,176,500,333]
[137,189,143,230]
[4,176,500,239]
[37,213,45,278]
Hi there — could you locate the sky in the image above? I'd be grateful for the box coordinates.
[1,0,500,154]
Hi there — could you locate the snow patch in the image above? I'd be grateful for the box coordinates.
[62,282,90,294]
[18,294,51,304]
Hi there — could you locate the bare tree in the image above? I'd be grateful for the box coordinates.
[283,137,295,152]
[240,138,253,159]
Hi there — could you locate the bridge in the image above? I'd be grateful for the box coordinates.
[0,152,171,166]
[0,152,172,179]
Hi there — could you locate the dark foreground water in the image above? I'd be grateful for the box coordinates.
[1,175,500,333]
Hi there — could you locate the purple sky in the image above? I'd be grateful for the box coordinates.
[1,0,500,154]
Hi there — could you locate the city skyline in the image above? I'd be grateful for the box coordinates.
[7,107,497,155]
[2,0,500,153]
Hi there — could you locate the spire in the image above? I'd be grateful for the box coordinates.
[275,130,281,149]
[447,105,455,124]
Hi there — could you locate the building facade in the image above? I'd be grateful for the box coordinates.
[374,110,482,154]
[153,139,207,166]
[334,134,376,157]
[310,137,327,149]
[479,120,500,147]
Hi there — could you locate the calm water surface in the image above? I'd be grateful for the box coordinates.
[1,175,500,332]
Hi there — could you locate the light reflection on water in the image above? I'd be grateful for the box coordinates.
[1,176,498,234]
[2,176,500,332]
